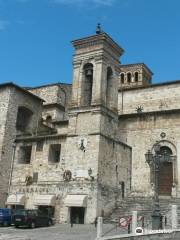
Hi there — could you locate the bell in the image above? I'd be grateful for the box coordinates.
[86,69,93,76]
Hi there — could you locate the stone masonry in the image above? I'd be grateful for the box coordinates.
[0,28,180,224]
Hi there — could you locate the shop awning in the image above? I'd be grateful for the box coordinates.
[65,195,87,207]
[6,194,26,205]
[34,195,56,206]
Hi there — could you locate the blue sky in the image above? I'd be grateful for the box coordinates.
[0,0,180,87]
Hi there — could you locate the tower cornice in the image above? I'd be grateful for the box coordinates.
[72,32,124,58]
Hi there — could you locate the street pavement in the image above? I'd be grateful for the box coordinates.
[0,224,126,240]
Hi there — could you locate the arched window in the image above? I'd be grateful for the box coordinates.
[16,106,33,132]
[135,72,139,82]
[106,67,113,108]
[127,72,131,83]
[82,63,93,106]
[120,73,125,84]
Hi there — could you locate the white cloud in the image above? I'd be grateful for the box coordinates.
[53,0,116,6]
[0,20,10,30]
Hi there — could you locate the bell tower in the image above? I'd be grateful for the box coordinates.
[71,25,124,113]
[65,27,130,222]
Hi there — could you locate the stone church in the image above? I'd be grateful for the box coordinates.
[0,26,179,224]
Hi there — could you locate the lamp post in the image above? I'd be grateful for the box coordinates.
[145,143,162,230]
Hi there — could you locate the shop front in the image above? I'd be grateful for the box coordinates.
[65,194,87,224]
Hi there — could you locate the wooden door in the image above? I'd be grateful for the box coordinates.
[159,162,173,195]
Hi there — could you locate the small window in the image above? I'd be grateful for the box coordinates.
[16,107,33,132]
[135,72,139,82]
[120,73,125,84]
[121,182,125,199]
[48,144,61,164]
[18,146,32,164]
[46,115,52,123]
[127,73,131,83]
[36,141,44,152]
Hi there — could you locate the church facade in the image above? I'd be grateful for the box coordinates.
[0,28,179,224]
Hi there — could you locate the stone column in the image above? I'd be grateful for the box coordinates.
[172,205,177,230]
[71,60,81,107]
[132,211,138,234]
[92,57,106,106]
[97,217,103,239]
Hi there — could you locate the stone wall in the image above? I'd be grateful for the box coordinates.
[98,135,131,216]
[12,136,66,183]
[118,82,180,115]
[0,85,42,207]
[10,130,100,223]
[29,83,72,121]
[0,87,12,206]
[68,109,101,135]
[29,84,72,108]
[118,111,180,197]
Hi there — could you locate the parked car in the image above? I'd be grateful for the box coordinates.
[0,208,12,226]
[14,209,53,228]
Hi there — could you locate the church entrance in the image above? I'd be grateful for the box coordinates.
[70,207,85,224]
[159,162,173,195]
[158,146,173,196]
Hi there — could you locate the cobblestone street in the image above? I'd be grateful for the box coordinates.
[0,224,126,240]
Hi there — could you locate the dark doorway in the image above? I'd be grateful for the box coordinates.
[159,162,173,195]
[70,207,85,224]
[158,146,173,196]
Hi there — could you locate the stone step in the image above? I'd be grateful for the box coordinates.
[105,197,180,227]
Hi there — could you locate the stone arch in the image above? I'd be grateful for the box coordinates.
[134,71,139,82]
[120,72,125,84]
[106,66,113,108]
[81,62,94,106]
[127,72,131,83]
[151,140,177,156]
